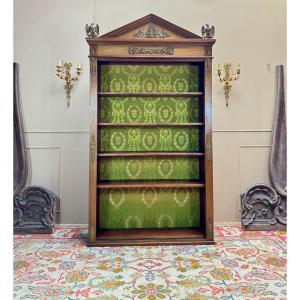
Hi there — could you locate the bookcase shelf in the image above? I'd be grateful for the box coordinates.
[98,92,203,97]
[98,122,205,127]
[87,14,215,246]
[98,152,204,157]
[97,181,205,189]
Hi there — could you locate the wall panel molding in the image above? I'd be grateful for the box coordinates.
[237,144,270,195]
[213,129,271,133]
[26,146,63,214]
[25,130,89,134]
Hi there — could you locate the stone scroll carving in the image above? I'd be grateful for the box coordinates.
[13,63,55,234]
[241,65,287,230]
[269,65,287,198]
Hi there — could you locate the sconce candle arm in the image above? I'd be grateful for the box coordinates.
[216,63,241,107]
[55,61,82,107]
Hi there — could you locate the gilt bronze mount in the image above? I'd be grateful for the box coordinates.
[56,60,82,107]
[217,63,241,107]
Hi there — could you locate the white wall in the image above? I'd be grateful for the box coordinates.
[14,0,286,223]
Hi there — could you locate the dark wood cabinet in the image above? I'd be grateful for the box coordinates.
[86,14,215,246]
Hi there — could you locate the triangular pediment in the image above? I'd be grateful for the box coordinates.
[100,14,201,39]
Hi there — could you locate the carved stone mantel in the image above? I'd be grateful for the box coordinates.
[13,62,55,234]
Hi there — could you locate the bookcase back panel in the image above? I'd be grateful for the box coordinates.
[99,96,201,124]
[98,157,203,180]
[98,187,201,229]
[99,127,201,152]
[100,64,200,93]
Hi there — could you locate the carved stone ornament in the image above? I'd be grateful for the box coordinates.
[128,47,174,55]
[133,23,171,38]
[85,23,99,37]
[241,65,287,230]
[14,186,55,234]
[14,63,55,234]
[201,24,215,39]
[241,184,285,230]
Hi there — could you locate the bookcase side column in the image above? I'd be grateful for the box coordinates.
[204,58,214,241]
[88,55,98,243]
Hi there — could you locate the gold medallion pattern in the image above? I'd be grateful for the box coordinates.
[98,64,203,230]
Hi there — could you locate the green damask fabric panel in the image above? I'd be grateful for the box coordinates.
[100,64,199,93]
[99,157,200,180]
[99,127,199,152]
[100,97,200,124]
[99,188,200,229]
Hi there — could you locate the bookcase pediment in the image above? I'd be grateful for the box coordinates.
[100,14,202,39]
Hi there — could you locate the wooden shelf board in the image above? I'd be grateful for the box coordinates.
[98,92,203,97]
[98,122,204,127]
[98,152,204,157]
[97,181,205,189]
[88,228,214,246]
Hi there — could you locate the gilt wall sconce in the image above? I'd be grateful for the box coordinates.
[56,60,82,107]
[217,63,241,107]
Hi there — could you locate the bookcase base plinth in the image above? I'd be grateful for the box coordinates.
[87,228,215,246]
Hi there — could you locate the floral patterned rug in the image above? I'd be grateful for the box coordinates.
[14,224,286,300]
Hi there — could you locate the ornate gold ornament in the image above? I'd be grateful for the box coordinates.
[90,135,96,162]
[90,45,97,55]
[56,60,82,107]
[201,24,215,39]
[85,23,99,37]
[128,47,174,55]
[133,23,171,38]
[90,58,97,75]
[205,133,212,161]
[217,63,241,107]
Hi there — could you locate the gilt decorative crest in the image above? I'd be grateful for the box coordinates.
[201,24,215,39]
[85,23,99,37]
[128,47,174,55]
[133,23,171,38]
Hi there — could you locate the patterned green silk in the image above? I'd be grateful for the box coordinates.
[100,64,199,93]
[99,127,199,152]
[100,97,200,124]
[99,157,200,180]
[99,188,200,229]
[98,64,202,229]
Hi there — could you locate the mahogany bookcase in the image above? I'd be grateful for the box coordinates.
[86,14,215,246]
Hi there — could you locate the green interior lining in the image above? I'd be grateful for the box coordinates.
[98,64,202,229]
[99,188,200,229]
